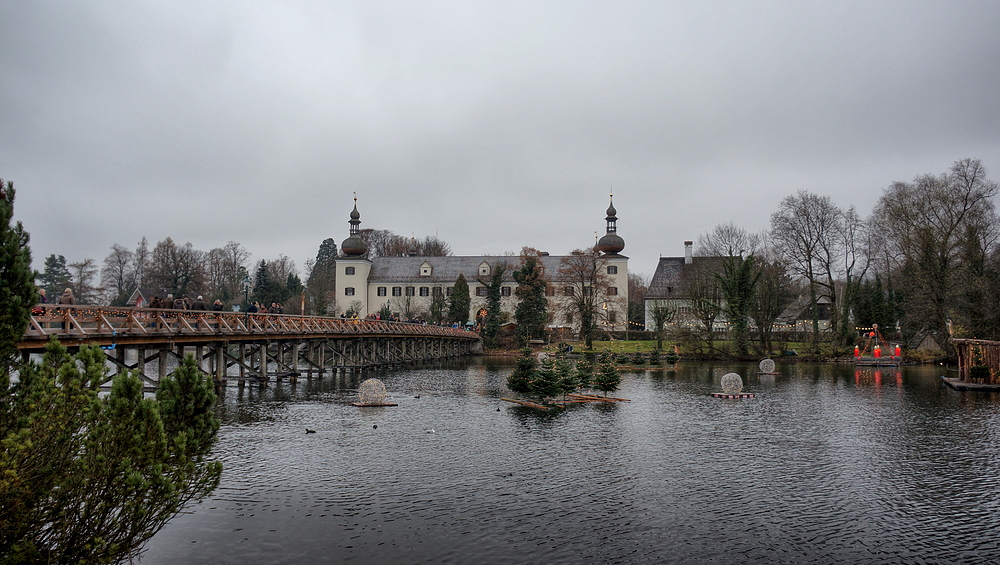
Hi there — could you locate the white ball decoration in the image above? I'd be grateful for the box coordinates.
[720,373,743,394]
[357,378,388,405]
[759,358,775,373]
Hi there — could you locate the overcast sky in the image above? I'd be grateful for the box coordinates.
[3,1,999,281]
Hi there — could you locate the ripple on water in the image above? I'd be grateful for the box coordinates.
[140,362,1000,564]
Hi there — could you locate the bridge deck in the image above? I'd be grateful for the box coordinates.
[22,305,479,351]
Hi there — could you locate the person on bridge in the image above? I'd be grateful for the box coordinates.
[58,288,75,305]
[191,295,207,310]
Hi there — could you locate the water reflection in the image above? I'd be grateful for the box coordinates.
[139,360,1000,564]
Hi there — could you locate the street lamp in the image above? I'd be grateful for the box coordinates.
[243,276,251,325]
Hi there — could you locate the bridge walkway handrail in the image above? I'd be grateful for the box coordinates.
[22,304,479,344]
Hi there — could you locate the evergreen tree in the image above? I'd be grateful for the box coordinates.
[0,180,36,372]
[530,355,562,402]
[506,348,535,395]
[306,238,337,315]
[252,260,269,303]
[593,355,622,397]
[554,358,578,399]
[429,289,447,324]
[714,255,760,357]
[513,255,548,345]
[37,254,71,299]
[480,264,508,348]
[448,273,471,325]
[575,358,594,390]
[0,340,222,563]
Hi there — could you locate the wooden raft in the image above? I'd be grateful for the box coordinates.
[501,398,556,410]
[568,393,631,402]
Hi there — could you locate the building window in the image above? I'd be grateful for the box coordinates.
[406,287,415,296]
[607,286,618,296]
[377,287,387,297]
[446,287,453,296]
[564,286,574,296]
[501,286,511,296]
[545,285,555,297]
[607,266,618,275]
[667,286,673,294]
[432,287,442,295]
[476,286,488,297]
[345,266,355,275]
[392,287,402,296]
[583,286,592,296]
[345,287,355,296]
[608,312,617,323]
[419,287,430,296]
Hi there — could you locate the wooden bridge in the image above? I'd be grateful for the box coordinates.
[20,305,482,388]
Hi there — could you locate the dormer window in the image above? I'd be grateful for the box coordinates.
[420,261,433,277]
[479,261,491,276]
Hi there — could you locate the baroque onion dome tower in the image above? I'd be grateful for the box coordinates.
[594,194,625,255]
[341,196,368,257]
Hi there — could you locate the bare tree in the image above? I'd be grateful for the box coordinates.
[557,249,617,349]
[148,238,206,298]
[770,191,842,352]
[101,244,136,306]
[204,241,251,305]
[874,158,999,343]
[68,258,99,305]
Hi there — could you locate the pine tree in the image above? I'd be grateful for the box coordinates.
[530,355,562,401]
[575,358,594,390]
[448,273,471,325]
[0,341,222,563]
[593,355,622,397]
[506,348,535,394]
[554,358,578,399]
[480,264,508,348]
[0,180,36,373]
[37,254,71,301]
[513,255,548,345]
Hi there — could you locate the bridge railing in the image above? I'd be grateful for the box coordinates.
[24,304,479,342]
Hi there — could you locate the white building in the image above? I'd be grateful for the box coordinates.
[333,198,629,334]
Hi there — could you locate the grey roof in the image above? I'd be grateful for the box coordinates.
[368,255,574,284]
[646,256,725,299]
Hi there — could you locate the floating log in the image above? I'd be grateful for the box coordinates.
[568,393,631,402]
[501,397,555,410]
[709,392,755,399]
[351,402,399,407]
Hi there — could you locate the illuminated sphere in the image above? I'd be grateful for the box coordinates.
[759,358,775,373]
[720,373,743,394]
[357,378,388,405]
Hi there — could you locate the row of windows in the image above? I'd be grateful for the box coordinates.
[356,285,619,297]
[347,265,617,279]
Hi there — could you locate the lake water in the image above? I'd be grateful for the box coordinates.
[138,359,1000,564]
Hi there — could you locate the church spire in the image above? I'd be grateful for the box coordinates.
[341,194,368,257]
[595,193,625,255]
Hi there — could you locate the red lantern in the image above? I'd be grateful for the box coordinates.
[874,346,881,358]
[854,346,860,358]
[894,345,901,357]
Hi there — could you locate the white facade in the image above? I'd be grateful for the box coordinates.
[334,199,629,333]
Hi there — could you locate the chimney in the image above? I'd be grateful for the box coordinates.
[684,241,693,264]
